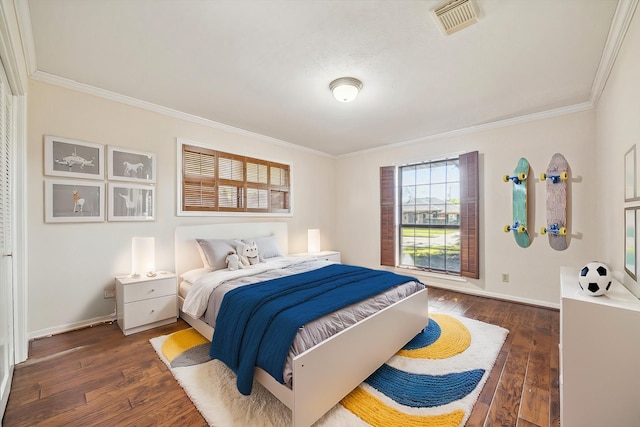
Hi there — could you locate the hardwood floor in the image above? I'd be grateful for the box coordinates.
[3,287,559,426]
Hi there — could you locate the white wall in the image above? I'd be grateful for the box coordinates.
[596,7,640,298]
[26,79,337,337]
[335,110,598,306]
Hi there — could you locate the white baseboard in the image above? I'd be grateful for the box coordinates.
[427,281,560,310]
[28,314,116,341]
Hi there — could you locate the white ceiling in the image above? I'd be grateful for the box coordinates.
[23,0,623,156]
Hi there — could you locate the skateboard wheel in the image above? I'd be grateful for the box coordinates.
[504,225,511,233]
[517,225,526,233]
[559,227,567,235]
[540,173,547,181]
[540,227,547,235]
[560,171,568,180]
[518,172,526,181]
[502,175,509,182]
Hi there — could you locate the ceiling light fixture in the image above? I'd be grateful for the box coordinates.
[329,77,363,103]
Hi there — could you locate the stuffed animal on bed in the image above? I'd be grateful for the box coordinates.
[225,250,243,271]
[237,241,260,266]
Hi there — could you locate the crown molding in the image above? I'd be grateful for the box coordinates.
[590,0,639,106]
[340,101,595,158]
[30,70,335,158]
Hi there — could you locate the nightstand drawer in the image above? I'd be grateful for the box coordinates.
[123,277,175,302]
[123,294,177,329]
[317,252,341,263]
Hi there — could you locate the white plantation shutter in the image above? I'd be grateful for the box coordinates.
[0,60,14,418]
[0,73,10,253]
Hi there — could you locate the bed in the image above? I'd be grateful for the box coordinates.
[175,222,429,427]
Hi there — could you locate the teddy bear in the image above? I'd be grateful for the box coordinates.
[237,241,259,266]
[225,250,243,271]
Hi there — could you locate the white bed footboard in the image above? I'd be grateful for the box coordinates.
[179,288,428,427]
[289,287,428,426]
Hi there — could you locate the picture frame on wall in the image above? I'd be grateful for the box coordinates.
[108,183,155,221]
[625,145,637,201]
[44,135,104,180]
[44,179,104,223]
[625,207,637,280]
[107,146,156,183]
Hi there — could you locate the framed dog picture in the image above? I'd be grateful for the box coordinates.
[44,179,105,223]
[107,146,156,183]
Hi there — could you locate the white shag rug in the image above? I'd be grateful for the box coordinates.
[150,314,508,427]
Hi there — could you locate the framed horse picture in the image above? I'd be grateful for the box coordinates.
[107,146,156,183]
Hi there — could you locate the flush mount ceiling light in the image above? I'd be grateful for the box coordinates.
[329,77,363,102]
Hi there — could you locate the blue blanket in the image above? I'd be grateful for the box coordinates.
[210,263,421,395]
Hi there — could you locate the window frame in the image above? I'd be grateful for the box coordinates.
[398,158,462,274]
[176,138,293,217]
[380,150,478,278]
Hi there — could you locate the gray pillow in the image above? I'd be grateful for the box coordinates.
[196,238,237,271]
[242,235,283,260]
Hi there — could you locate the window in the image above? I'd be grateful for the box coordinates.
[400,158,461,273]
[180,142,291,214]
[380,151,478,278]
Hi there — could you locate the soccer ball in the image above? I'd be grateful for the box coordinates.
[578,262,612,296]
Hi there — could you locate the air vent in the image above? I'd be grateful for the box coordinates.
[432,0,478,36]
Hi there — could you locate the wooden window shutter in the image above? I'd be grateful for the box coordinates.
[182,145,216,210]
[181,142,291,214]
[380,166,396,266]
[459,151,479,278]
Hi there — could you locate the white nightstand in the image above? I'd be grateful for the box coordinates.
[115,272,178,336]
[292,250,341,263]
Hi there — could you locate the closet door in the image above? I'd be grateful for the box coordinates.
[0,60,14,417]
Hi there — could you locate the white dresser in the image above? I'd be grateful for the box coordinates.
[116,272,178,335]
[560,266,640,427]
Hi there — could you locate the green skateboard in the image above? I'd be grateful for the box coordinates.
[503,158,531,248]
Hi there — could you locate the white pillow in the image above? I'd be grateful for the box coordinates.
[180,267,211,283]
[196,238,237,271]
[242,234,283,260]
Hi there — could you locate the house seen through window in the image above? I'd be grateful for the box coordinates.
[399,158,461,273]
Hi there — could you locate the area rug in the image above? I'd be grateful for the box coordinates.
[150,313,508,427]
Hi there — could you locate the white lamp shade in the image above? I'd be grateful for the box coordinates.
[308,229,321,253]
[131,237,155,277]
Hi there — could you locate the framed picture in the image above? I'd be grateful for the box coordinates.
[625,145,637,201]
[108,183,155,221]
[44,135,104,180]
[45,179,104,223]
[108,146,156,183]
[625,207,637,280]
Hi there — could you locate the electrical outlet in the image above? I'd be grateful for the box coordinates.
[104,289,115,299]
[501,273,509,283]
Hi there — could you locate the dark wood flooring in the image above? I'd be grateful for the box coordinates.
[3,287,559,426]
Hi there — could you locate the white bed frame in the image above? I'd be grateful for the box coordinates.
[175,223,429,427]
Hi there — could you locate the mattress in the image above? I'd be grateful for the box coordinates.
[181,257,424,386]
